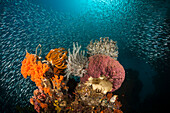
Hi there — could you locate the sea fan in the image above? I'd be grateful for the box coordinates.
[65,42,88,79]
[87,37,118,60]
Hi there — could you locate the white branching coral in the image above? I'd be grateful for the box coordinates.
[65,42,88,79]
[86,37,118,60]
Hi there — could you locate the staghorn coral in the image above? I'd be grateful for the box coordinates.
[65,42,88,79]
[81,54,125,92]
[87,37,118,60]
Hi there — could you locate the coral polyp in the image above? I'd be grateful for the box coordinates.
[21,38,125,113]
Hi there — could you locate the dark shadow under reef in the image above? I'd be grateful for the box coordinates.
[114,69,143,113]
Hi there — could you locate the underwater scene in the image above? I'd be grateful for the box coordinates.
[0,0,169,113]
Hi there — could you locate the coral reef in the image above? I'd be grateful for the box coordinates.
[65,42,88,79]
[81,54,125,92]
[87,37,118,60]
[70,82,123,112]
[21,45,69,112]
[84,76,113,94]
[21,38,125,113]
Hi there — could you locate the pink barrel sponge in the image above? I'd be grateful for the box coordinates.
[81,54,125,92]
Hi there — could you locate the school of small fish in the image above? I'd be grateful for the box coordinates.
[0,0,169,112]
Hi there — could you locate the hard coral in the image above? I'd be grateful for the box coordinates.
[84,76,113,94]
[87,37,118,60]
[65,42,88,79]
[81,54,125,92]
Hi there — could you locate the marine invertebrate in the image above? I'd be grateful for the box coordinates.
[85,76,113,94]
[75,82,105,106]
[87,37,118,60]
[21,52,36,78]
[53,100,61,112]
[51,75,68,90]
[45,48,67,74]
[30,89,49,113]
[21,46,69,112]
[21,41,124,113]
[72,82,123,112]
[81,54,125,92]
[21,52,49,88]
[65,42,88,79]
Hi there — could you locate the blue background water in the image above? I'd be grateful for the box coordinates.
[0,0,169,112]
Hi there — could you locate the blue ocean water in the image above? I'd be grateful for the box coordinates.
[0,0,169,112]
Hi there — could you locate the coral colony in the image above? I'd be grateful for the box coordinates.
[21,37,125,113]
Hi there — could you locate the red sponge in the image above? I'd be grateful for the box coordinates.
[81,54,125,92]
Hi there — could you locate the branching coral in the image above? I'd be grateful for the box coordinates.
[87,37,118,60]
[65,42,88,79]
